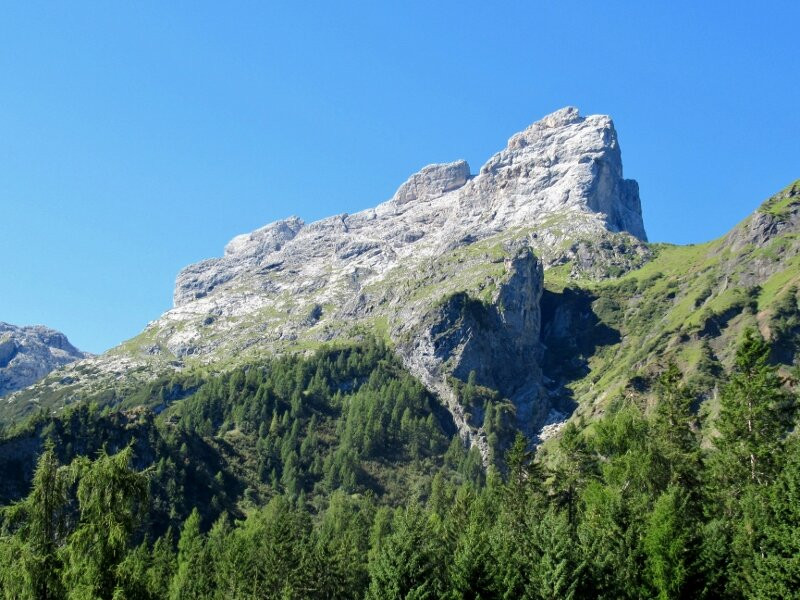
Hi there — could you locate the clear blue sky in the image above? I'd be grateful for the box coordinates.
[1,2,798,353]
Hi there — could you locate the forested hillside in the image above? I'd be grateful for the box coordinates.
[1,331,799,599]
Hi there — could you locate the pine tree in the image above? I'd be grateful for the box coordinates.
[313,491,371,599]
[0,445,69,600]
[649,362,703,500]
[59,445,148,600]
[504,432,545,510]
[528,507,582,600]
[714,329,793,487]
[170,509,215,600]
[366,506,444,600]
[489,433,548,599]
[749,436,800,599]
[704,329,797,597]
[576,481,644,600]
[115,542,154,600]
[552,422,595,528]
[146,533,176,599]
[447,496,496,600]
[643,485,693,600]
[219,496,314,598]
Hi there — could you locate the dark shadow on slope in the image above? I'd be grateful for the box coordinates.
[539,287,621,414]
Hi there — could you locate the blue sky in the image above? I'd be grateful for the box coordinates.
[1,1,798,353]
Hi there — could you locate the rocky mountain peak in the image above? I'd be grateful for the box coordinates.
[479,107,646,241]
[0,323,89,397]
[12,107,651,450]
[534,105,584,129]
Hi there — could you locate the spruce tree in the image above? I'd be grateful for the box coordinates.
[170,509,215,600]
[704,329,797,596]
[749,436,800,598]
[714,330,793,487]
[366,506,444,600]
[528,507,582,600]
[652,362,701,488]
[59,445,148,600]
[0,445,69,600]
[643,485,693,600]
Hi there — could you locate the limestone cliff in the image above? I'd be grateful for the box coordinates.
[6,107,648,449]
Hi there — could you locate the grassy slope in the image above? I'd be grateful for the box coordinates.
[540,180,800,433]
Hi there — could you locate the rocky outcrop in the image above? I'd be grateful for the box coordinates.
[174,217,304,306]
[706,181,800,288]
[395,247,544,458]
[0,323,89,397]
[478,107,646,240]
[392,160,470,205]
[727,181,800,253]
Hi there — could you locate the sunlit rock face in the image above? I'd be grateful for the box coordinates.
[0,323,89,397]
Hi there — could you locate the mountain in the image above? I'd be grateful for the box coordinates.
[3,108,799,462]
[0,323,89,398]
[2,108,650,453]
[2,110,800,599]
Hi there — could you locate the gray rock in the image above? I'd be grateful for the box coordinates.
[395,247,544,459]
[0,323,89,397]
[174,217,304,306]
[392,160,470,205]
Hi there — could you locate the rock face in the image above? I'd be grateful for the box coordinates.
[478,107,646,240]
[175,217,304,306]
[395,246,544,459]
[392,160,470,205]
[0,323,89,397]
[8,107,649,450]
[171,107,645,311]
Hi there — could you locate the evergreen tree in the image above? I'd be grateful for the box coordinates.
[652,362,701,488]
[115,542,155,600]
[313,491,372,599]
[643,485,693,600]
[704,329,797,597]
[59,445,148,600]
[366,506,444,600]
[714,329,793,488]
[749,436,800,599]
[220,497,314,598]
[438,487,496,599]
[552,422,595,528]
[527,507,582,600]
[146,533,176,600]
[504,432,545,510]
[577,481,644,600]
[0,445,68,600]
[170,509,215,600]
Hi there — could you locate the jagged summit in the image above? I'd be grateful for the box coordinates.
[173,107,646,307]
[479,107,646,240]
[0,323,88,397]
[537,105,583,127]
